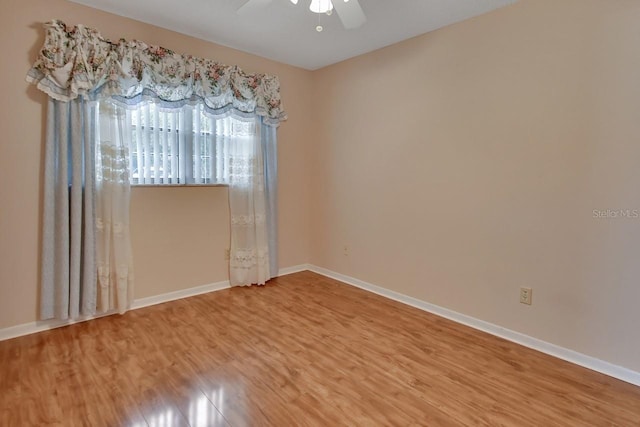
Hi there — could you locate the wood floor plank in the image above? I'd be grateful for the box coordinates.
[1,271,639,426]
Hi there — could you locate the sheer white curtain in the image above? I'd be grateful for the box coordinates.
[95,100,134,314]
[222,117,272,285]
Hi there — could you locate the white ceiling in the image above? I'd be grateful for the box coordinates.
[68,0,517,70]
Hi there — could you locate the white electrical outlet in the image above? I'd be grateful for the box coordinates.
[520,287,532,305]
[343,245,349,256]
[225,249,230,261]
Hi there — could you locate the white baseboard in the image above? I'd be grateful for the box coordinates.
[0,280,231,342]
[131,280,230,310]
[308,265,640,388]
[0,264,310,342]
[0,311,116,342]
[277,264,311,276]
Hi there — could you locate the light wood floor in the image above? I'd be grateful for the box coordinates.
[1,271,639,426]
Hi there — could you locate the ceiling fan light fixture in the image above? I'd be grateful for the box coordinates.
[273,0,366,32]
[309,0,333,14]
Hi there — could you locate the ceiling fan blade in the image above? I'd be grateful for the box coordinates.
[234,0,273,15]
[332,0,366,29]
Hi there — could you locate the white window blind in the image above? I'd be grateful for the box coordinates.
[128,103,255,185]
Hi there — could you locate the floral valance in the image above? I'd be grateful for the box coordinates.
[26,20,287,125]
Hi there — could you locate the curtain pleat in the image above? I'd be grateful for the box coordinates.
[261,121,278,277]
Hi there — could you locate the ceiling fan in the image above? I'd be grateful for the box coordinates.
[234,0,366,32]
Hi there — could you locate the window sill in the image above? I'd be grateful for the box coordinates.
[131,183,229,188]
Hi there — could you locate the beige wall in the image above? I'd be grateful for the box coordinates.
[310,0,640,372]
[0,0,312,329]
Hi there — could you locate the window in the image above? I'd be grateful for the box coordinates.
[127,103,256,186]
